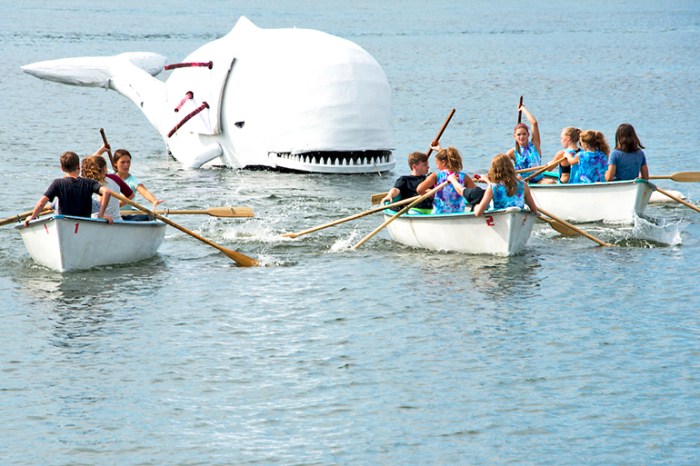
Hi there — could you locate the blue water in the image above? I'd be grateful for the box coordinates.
[2,1,700,464]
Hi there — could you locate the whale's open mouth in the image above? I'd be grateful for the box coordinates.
[265,150,395,174]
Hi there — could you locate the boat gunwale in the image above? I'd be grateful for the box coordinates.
[529,178,654,191]
[382,206,536,220]
[16,214,165,230]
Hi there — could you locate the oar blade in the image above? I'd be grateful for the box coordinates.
[222,247,260,267]
[540,217,577,236]
[671,171,700,183]
[370,192,389,205]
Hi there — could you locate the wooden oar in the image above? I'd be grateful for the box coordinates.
[426,108,456,158]
[353,181,448,249]
[121,206,254,218]
[100,128,116,172]
[537,207,614,247]
[515,164,548,174]
[649,172,700,182]
[370,177,482,206]
[369,109,455,206]
[111,192,259,267]
[652,186,700,213]
[0,208,53,227]
[515,95,523,154]
[370,192,391,205]
[523,159,560,182]
[538,216,577,236]
[282,196,421,239]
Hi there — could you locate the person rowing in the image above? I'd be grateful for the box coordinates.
[94,143,164,220]
[81,155,127,220]
[546,127,581,184]
[381,151,433,213]
[24,151,113,226]
[566,130,610,183]
[466,153,538,217]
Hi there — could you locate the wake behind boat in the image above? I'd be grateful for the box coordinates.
[529,179,654,223]
[383,207,537,256]
[17,215,166,272]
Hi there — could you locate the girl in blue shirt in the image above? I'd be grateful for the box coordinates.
[605,123,649,181]
[473,154,539,217]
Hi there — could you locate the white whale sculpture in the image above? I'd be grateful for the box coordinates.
[21,16,395,173]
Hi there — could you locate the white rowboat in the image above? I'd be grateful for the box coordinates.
[384,207,537,256]
[529,179,654,224]
[17,215,166,272]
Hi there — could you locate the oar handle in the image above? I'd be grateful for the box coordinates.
[517,95,523,123]
[515,164,548,175]
[515,95,523,154]
[522,159,560,182]
[100,128,116,172]
[353,181,448,249]
[426,108,456,157]
[0,208,53,227]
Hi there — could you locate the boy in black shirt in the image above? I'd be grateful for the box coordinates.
[24,151,113,225]
[382,151,432,212]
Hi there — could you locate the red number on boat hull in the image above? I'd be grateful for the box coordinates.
[485,215,494,227]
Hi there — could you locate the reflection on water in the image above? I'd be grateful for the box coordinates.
[387,245,543,301]
[11,258,167,349]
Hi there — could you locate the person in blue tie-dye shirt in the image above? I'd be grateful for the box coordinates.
[417,145,476,214]
[565,130,610,184]
[472,153,539,217]
[505,104,548,184]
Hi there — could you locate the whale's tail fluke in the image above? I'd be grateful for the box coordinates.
[21,52,170,136]
[21,52,166,87]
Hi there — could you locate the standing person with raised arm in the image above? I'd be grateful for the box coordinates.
[505,104,546,183]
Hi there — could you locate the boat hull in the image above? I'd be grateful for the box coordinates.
[384,207,536,256]
[18,215,166,272]
[530,179,654,223]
